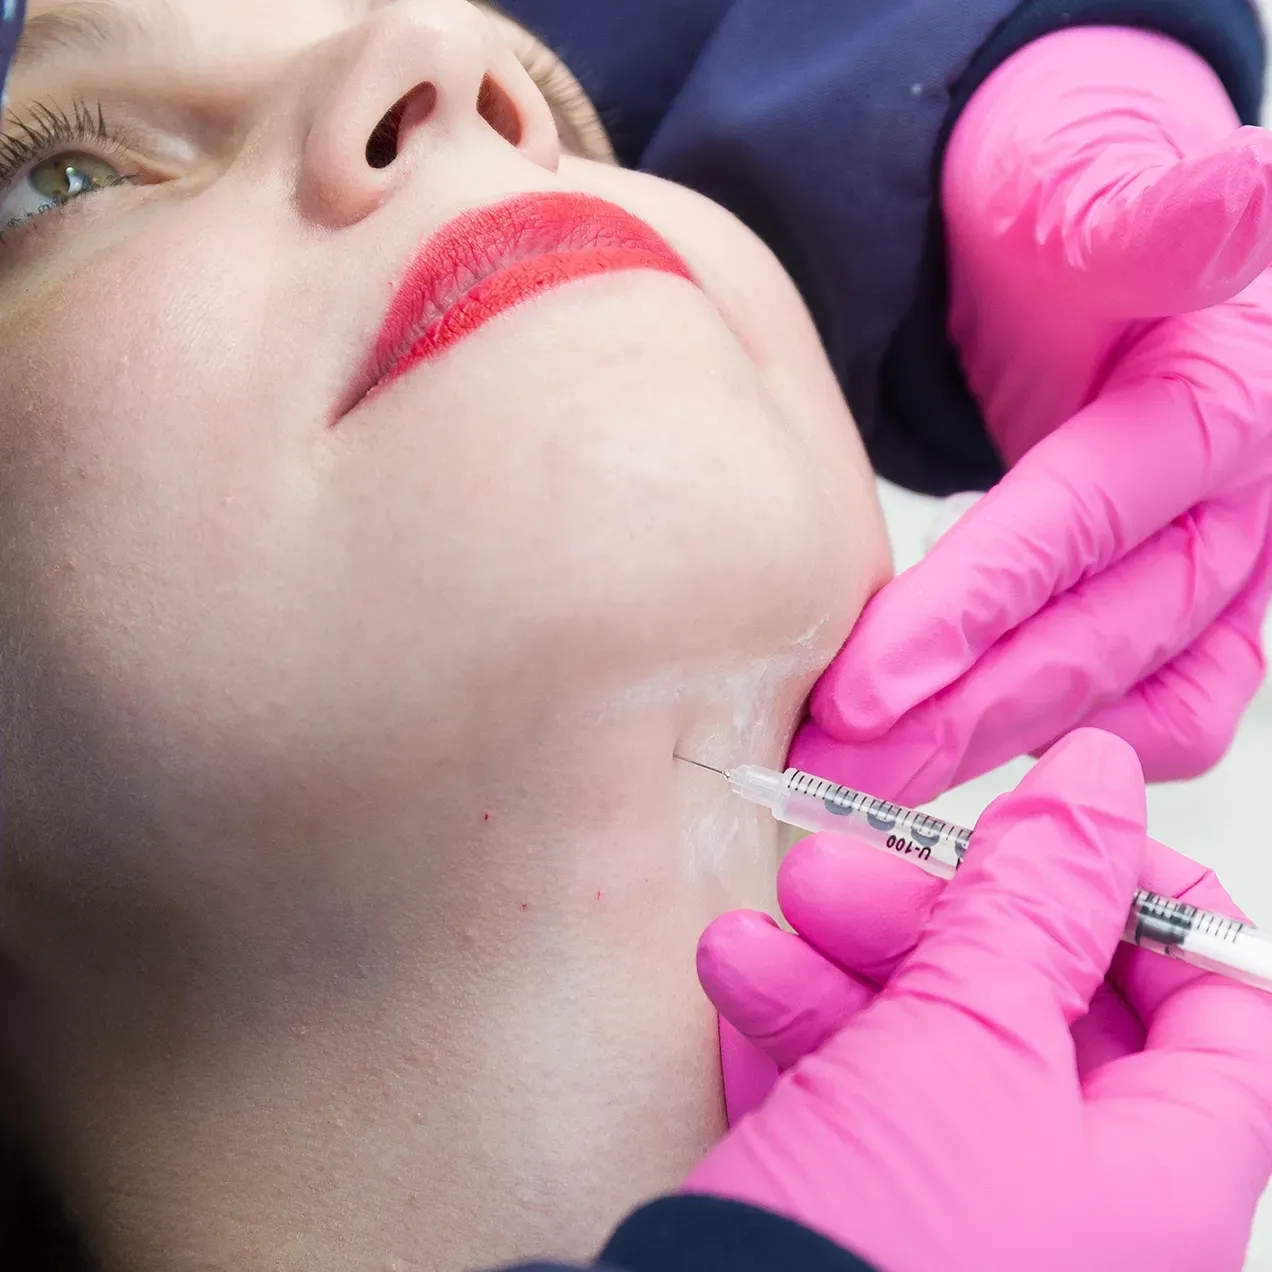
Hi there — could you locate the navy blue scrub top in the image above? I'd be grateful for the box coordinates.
[495,1194,879,1272]
[501,0,1266,496]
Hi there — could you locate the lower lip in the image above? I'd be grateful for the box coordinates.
[363,194,695,402]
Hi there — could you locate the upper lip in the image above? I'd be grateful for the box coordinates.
[344,190,694,412]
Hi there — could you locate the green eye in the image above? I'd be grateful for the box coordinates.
[29,152,121,202]
[0,150,127,238]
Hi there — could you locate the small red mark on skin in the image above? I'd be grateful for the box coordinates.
[520,902,529,911]
[483,812,490,821]
[595,891,603,902]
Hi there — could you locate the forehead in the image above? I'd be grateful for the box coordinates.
[16,0,497,76]
[12,0,322,78]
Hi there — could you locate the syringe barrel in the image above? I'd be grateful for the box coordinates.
[721,763,1272,997]
[735,766,964,880]
[1124,889,1237,953]
[1125,889,1272,992]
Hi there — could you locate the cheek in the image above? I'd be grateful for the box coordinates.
[556,159,765,364]
[0,214,310,763]
[0,219,276,462]
[0,226,267,616]
[556,161,888,567]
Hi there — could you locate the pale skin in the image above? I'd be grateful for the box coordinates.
[0,1,891,1269]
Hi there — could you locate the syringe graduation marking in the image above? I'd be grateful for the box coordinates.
[792,769,1250,951]
[789,770,970,862]
[1131,890,1245,946]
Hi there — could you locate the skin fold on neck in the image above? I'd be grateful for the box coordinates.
[0,647,822,1272]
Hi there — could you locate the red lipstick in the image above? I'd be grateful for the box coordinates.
[357,191,695,405]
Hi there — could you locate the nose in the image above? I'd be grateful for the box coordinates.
[297,0,561,227]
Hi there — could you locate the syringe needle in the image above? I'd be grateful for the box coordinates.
[674,754,727,776]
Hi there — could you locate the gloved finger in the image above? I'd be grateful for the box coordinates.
[884,731,1148,1047]
[779,739,1252,1037]
[1072,981,1145,1079]
[787,716,945,807]
[808,492,1269,805]
[777,833,1148,1075]
[1076,547,1272,781]
[1086,847,1272,1179]
[809,366,1271,742]
[718,1017,779,1125]
[1105,840,1258,1045]
[944,27,1272,314]
[697,910,875,1070]
[777,833,943,984]
[1075,126,1272,316]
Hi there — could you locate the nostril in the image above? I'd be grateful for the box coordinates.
[476,74,522,148]
[365,94,408,169]
[362,73,520,171]
[363,94,407,169]
[365,84,437,169]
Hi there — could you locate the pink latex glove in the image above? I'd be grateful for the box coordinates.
[711,800,1256,1113]
[794,27,1272,805]
[686,731,1272,1272]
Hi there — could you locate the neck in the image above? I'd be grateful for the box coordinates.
[7,662,808,1272]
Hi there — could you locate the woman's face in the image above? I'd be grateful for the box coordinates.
[0,0,888,855]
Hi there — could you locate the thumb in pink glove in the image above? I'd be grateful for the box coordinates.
[709,794,1241,1104]
[799,28,1272,805]
[688,730,1272,1272]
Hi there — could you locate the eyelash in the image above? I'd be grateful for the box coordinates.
[0,99,138,241]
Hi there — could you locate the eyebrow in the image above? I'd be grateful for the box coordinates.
[11,1,155,75]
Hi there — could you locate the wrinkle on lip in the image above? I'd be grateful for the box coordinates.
[356,192,695,408]
[371,245,693,399]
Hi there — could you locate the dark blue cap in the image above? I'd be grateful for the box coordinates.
[0,0,25,111]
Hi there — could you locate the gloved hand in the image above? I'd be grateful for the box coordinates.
[794,27,1272,805]
[709,792,1238,1115]
[686,731,1272,1272]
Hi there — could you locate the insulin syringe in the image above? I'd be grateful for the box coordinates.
[680,757,1272,995]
